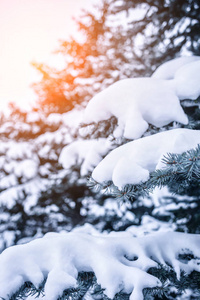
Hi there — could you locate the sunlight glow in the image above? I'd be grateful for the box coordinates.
[0,0,98,111]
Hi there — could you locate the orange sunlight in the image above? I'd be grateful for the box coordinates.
[0,0,97,112]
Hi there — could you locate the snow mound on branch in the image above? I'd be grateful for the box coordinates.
[0,230,199,300]
[92,128,200,188]
[83,56,200,139]
[59,138,112,176]
[83,78,188,139]
[152,56,200,79]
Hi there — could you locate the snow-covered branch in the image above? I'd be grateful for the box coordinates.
[0,231,199,300]
[91,128,200,189]
[82,57,200,139]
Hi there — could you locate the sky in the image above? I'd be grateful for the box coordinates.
[0,0,99,112]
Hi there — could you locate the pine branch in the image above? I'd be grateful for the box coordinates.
[80,116,118,139]
[145,264,200,299]
[111,184,150,203]
[87,177,113,194]
[1,231,200,300]
[162,144,200,180]
[4,273,96,300]
[0,281,45,300]
[3,267,200,300]
[88,144,200,202]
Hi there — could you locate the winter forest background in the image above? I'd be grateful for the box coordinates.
[0,0,200,299]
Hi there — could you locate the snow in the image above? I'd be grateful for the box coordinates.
[152,56,200,79]
[47,113,62,125]
[0,174,18,190]
[0,230,199,300]
[36,131,60,145]
[46,108,83,128]
[83,56,200,139]
[6,142,35,160]
[62,109,83,128]
[83,77,187,140]
[0,56,200,299]
[174,60,200,100]
[26,111,42,123]
[126,215,175,237]
[0,177,48,209]
[59,138,113,176]
[14,159,38,180]
[34,110,83,147]
[92,129,200,188]
[0,140,42,209]
[0,122,32,136]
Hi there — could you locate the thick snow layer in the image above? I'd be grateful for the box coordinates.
[92,129,200,188]
[0,231,199,300]
[59,138,112,176]
[83,78,187,140]
[83,56,200,139]
[152,56,200,79]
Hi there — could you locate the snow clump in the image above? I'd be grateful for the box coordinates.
[92,128,200,188]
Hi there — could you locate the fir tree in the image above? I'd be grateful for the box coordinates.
[32,0,200,114]
[0,1,200,299]
[1,57,200,299]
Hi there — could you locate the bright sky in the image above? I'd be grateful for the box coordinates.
[0,0,99,112]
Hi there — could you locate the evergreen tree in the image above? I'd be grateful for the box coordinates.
[0,0,200,299]
[32,0,200,114]
[18,0,200,244]
[0,105,125,252]
[0,57,200,299]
